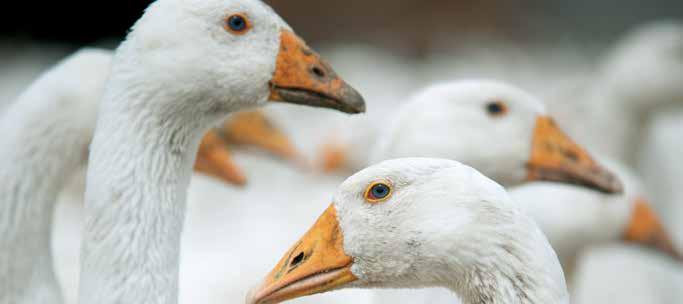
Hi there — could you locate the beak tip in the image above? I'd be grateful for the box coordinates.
[345,89,366,114]
[245,288,258,304]
[600,170,625,194]
[611,180,625,195]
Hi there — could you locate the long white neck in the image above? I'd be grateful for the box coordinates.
[440,218,569,304]
[447,259,569,304]
[78,64,215,304]
[0,99,93,304]
[573,76,651,164]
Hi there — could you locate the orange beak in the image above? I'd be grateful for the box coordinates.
[318,141,349,173]
[527,116,623,194]
[268,30,365,114]
[247,205,356,304]
[623,198,682,261]
[220,110,301,163]
[193,131,247,186]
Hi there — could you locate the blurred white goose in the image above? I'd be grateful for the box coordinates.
[77,0,364,303]
[509,157,682,278]
[0,49,111,304]
[511,157,683,304]
[248,158,569,304]
[551,21,683,164]
[639,108,683,250]
[371,79,621,194]
[634,22,683,250]
[0,48,306,303]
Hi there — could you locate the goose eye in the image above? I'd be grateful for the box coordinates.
[224,14,251,34]
[485,101,508,117]
[364,182,392,203]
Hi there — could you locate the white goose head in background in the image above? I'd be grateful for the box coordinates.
[371,79,622,194]
[598,21,683,113]
[248,158,569,304]
[509,157,682,275]
[79,0,364,303]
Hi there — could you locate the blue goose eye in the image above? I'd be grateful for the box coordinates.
[225,14,251,34]
[364,182,393,203]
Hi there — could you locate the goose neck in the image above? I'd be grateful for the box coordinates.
[78,83,209,304]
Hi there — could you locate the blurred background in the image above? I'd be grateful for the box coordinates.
[2,0,682,49]
[1,1,682,304]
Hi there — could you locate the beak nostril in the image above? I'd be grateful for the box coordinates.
[290,252,305,268]
[561,149,579,162]
[311,66,326,78]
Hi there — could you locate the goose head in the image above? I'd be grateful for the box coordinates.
[372,80,622,194]
[248,158,568,304]
[599,21,683,111]
[108,0,364,127]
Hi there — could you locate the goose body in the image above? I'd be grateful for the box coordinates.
[249,158,569,304]
[77,0,364,303]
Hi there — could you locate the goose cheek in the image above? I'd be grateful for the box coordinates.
[526,116,623,194]
[268,30,365,114]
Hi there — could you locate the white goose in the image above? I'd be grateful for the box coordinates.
[510,158,683,304]
[0,49,111,304]
[247,158,569,304]
[509,157,682,276]
[634,22,683,249]
[551,21,683,164]
[77,0,364,303]
[371,79,621,193]
[639,108,683,249]
[0,48,305,303]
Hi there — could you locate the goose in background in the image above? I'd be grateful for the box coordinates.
[248,158,569,304]
[0,44,69,112]
[371,79,622,194]
[77,0,364,303]
[633,22,683,252]
[571,243,683,304]
[312,79,622,194]
[549,21,683,165]
[509,157,682,277]
[0,49,112,304]
[0,45,304,303]
[639,108,683,251]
